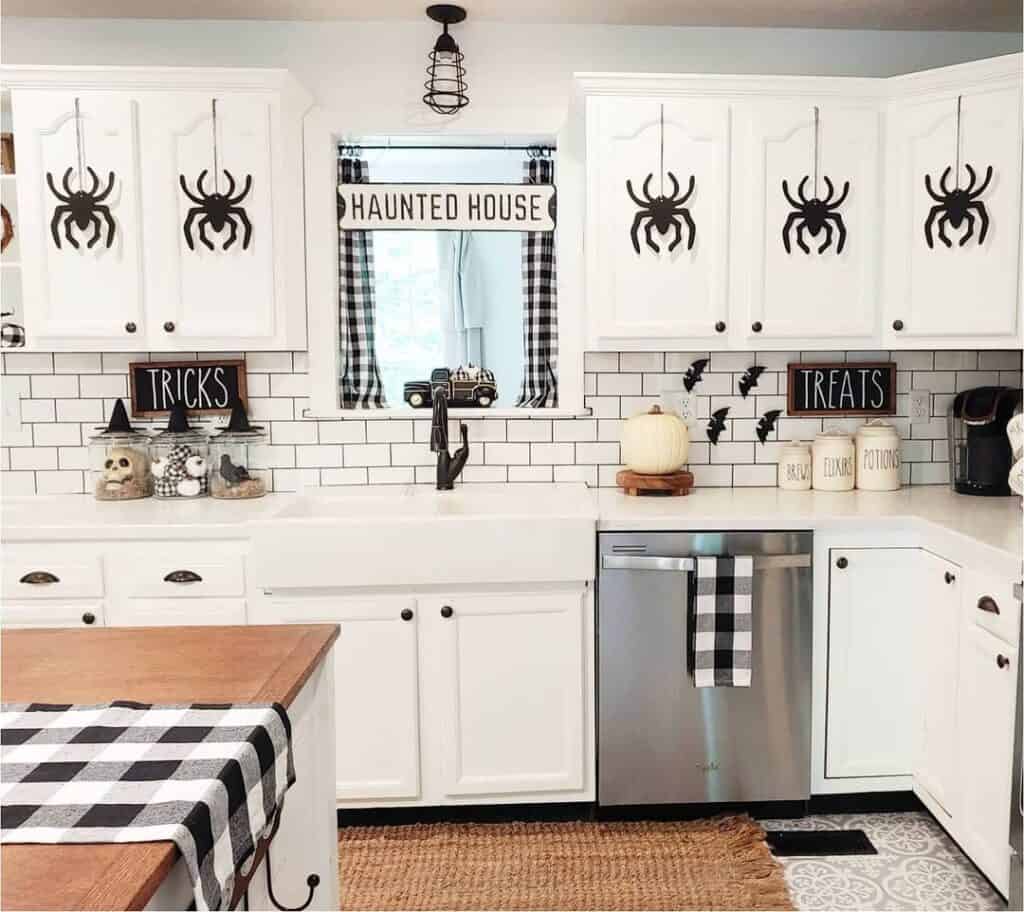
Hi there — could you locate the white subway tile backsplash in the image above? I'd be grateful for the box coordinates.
[664,352,711,372]
[78,374,128,399]
[366,421,414,443]
[912,372,956,394]
[709,352,751,373]
[911,462,950,485]
[270,373,310,398]
[246,352,293,373]
[509,465,553,483]
[956,371,1000,391]
[553,419,597,442]
[461,465,508,483]
[2,471,38,494]
[295,445,344,468]
[102,352,147,373]
[710,442,754,464]
[271,421,318,445]
[54,353,101,374]
[11,447,58,470]
[484,442,530,465]
[620,396,659,416]
[249,398,294,422]
[4,353,53,374]
[506,420,552,442]
[319,467,370,485]
[20,400,57,423]
[273,468,323,491]
[555,464,598,486]
[33,423,82,447]
[733,464,778,487]
[318,421,367,444]
[368,466,415,485]
[978,350,1022,370]
[58,447,89,470]
[619,352,664,372]
[598,373,642,396]
[35,470,85,494]
[575,442,620,465]
[530,442,575,464]
[584,352,618,372]
[249,444,296,469]
[344,443,390,466]
[389,443,435,466]
[56,399,103,422]
[585,396,620,418]
[934,351,978,370]
[31,375,79,398]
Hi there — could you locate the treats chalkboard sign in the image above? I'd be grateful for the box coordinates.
[787,362,897,417]
[129,359,247,418]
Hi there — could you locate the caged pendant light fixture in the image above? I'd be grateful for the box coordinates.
[423,4,469,116]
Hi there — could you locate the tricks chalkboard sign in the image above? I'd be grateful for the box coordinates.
[129,359,247,418]
[787,361,896,417]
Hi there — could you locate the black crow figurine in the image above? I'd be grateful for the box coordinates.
[219,453,251,486]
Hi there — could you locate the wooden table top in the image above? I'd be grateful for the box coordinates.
[1,624,339,911]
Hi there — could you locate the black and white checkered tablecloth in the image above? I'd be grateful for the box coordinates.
[1,701,295,912]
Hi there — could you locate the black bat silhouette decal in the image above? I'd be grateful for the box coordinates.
[683,357,710,392]
[707,406,730,445]
[756,409,783,444]
[738,365,766,398]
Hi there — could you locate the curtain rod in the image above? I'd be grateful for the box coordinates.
[339,144,556,152]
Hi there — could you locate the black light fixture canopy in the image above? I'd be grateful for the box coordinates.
[423,4,469,116]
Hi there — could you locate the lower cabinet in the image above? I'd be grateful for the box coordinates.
[2,600,103,628]
[253,584,592,807]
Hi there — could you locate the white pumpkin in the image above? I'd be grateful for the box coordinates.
[621,405,690,474]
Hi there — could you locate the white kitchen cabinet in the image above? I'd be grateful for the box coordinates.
[2,67,311,352]
[10,90,146,349]
[954,624,1017,894]
[733,100,880,346]
[427,589,586,797]
[883,58,1022,347]
[108,598,246,627]
[913,550,962,818]
[2,601,103,628]
[825,548,921,778]
[585,93,731,347]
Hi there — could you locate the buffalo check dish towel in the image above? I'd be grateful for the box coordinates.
[0,701,295,912]
[693,556,754,687]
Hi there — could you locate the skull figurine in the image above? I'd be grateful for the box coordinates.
[103,447,145,490]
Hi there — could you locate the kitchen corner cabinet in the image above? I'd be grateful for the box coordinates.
[4,67,311,352]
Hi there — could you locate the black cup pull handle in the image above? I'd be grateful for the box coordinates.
[977,596,1000,615]
[835,557,848,569]
[20,571,60,585]
[164,569,203,584]
[945,571,956,585]
[440,605,454,619]
[400,608,414,622]
[81,612,96,625]
[997,654,1010,669]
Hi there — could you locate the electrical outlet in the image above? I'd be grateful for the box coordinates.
[909,389,931,423]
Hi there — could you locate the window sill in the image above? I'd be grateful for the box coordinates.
[300,406,593,421]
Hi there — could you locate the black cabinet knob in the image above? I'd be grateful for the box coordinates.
[945,571,956,584]
[400,608,414,622]
[715,321,727,333]
[997,654,1010,669]
[836,557,848,569]
[125,321,137,334]
[440,605,454,619]
[163,321,175,333]
[751,321,763,333]
[892,319,904,331]
[81,612,96,625]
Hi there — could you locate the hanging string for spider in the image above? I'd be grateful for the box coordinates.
[179,98,254,252]
[924,95,992,249]
[625,104,696,254]
[781,106,849,255]
[46,98,117,250]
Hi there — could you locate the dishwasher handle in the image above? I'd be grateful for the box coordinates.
[601,553,812,572]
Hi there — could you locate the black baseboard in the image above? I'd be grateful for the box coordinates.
[337,791,923,828]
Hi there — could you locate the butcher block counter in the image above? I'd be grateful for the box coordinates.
[1,625,340,912]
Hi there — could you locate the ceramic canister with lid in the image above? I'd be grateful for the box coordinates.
[151,402,210,499]
[88,398,153,501]
[778,440,812,491]
[812,430,856,491]
[855,419,902,490]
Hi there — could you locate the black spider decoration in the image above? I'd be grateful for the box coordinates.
[626,172,696,254]
[707,407,729,446]
[179,169,253,252]
[924,164,992,249]
[782,176,849,255]
[46,166,116,250]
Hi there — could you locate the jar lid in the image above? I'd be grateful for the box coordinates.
[781,439,811,452]
[89,398,150,443]
[856,419,897,438]
[816,430,853,441]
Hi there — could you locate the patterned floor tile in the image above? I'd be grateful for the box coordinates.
[758,812,1006,911]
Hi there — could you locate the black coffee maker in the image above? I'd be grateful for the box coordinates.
[948,386,1022,496]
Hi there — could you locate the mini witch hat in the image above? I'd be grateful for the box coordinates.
[219,398,264,435]
[163,401,196,434]
[94,398,143,436]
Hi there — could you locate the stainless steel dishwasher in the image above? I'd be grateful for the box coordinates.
[598,530,813,807]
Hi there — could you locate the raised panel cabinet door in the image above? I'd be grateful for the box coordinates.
[139,91,283,350]
[1,601,104,628]
[913,552,961,816]
[735,101,879,344]
[431,589,586,796]
[954,626,1017,894]
[884,80,1022,344]
[825,548,920,778]
[11,90,145,349]
[259,596,422,803]
[586,96,730,345]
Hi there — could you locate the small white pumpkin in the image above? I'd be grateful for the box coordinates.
[621,405,690,474]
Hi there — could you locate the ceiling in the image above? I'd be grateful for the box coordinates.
[2,0,1021,31]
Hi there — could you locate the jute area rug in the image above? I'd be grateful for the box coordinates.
[338,815,794,911]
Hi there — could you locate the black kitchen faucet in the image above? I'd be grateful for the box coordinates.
[430,392,470,490]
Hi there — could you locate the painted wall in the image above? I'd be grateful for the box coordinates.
[3,18,1021,134]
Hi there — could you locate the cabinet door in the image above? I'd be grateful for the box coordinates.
[11,90,145,349]
[954,626,1016,894]
[255,595,422,802]
[884,80,1021,345]
[586,96,730,346]
[2,601,103,628]
[734,101,879,345]
[914,552,961,816]
[429,588,586,796]
[106,597,246,627]
[138,91,284,350]
[826,548,920,778]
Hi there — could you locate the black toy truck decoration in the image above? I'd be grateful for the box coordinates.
[404,366,498,409]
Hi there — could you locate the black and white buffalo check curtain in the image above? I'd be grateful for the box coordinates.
[516,157,558,408]
[338,156,387,408]
[1,701,295,912]
[693,556,754,687]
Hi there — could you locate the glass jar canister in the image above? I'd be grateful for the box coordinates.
[151,403,209,499]
[209,400,267,499]
[89,399,153,501]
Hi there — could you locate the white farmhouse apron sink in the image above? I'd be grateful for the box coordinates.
[248,483,598,590]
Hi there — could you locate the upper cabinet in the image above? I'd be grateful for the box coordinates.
[883,63,1022,346]
[585,94,730,346]
[580,55,1022,351]
[5,67,312,352]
